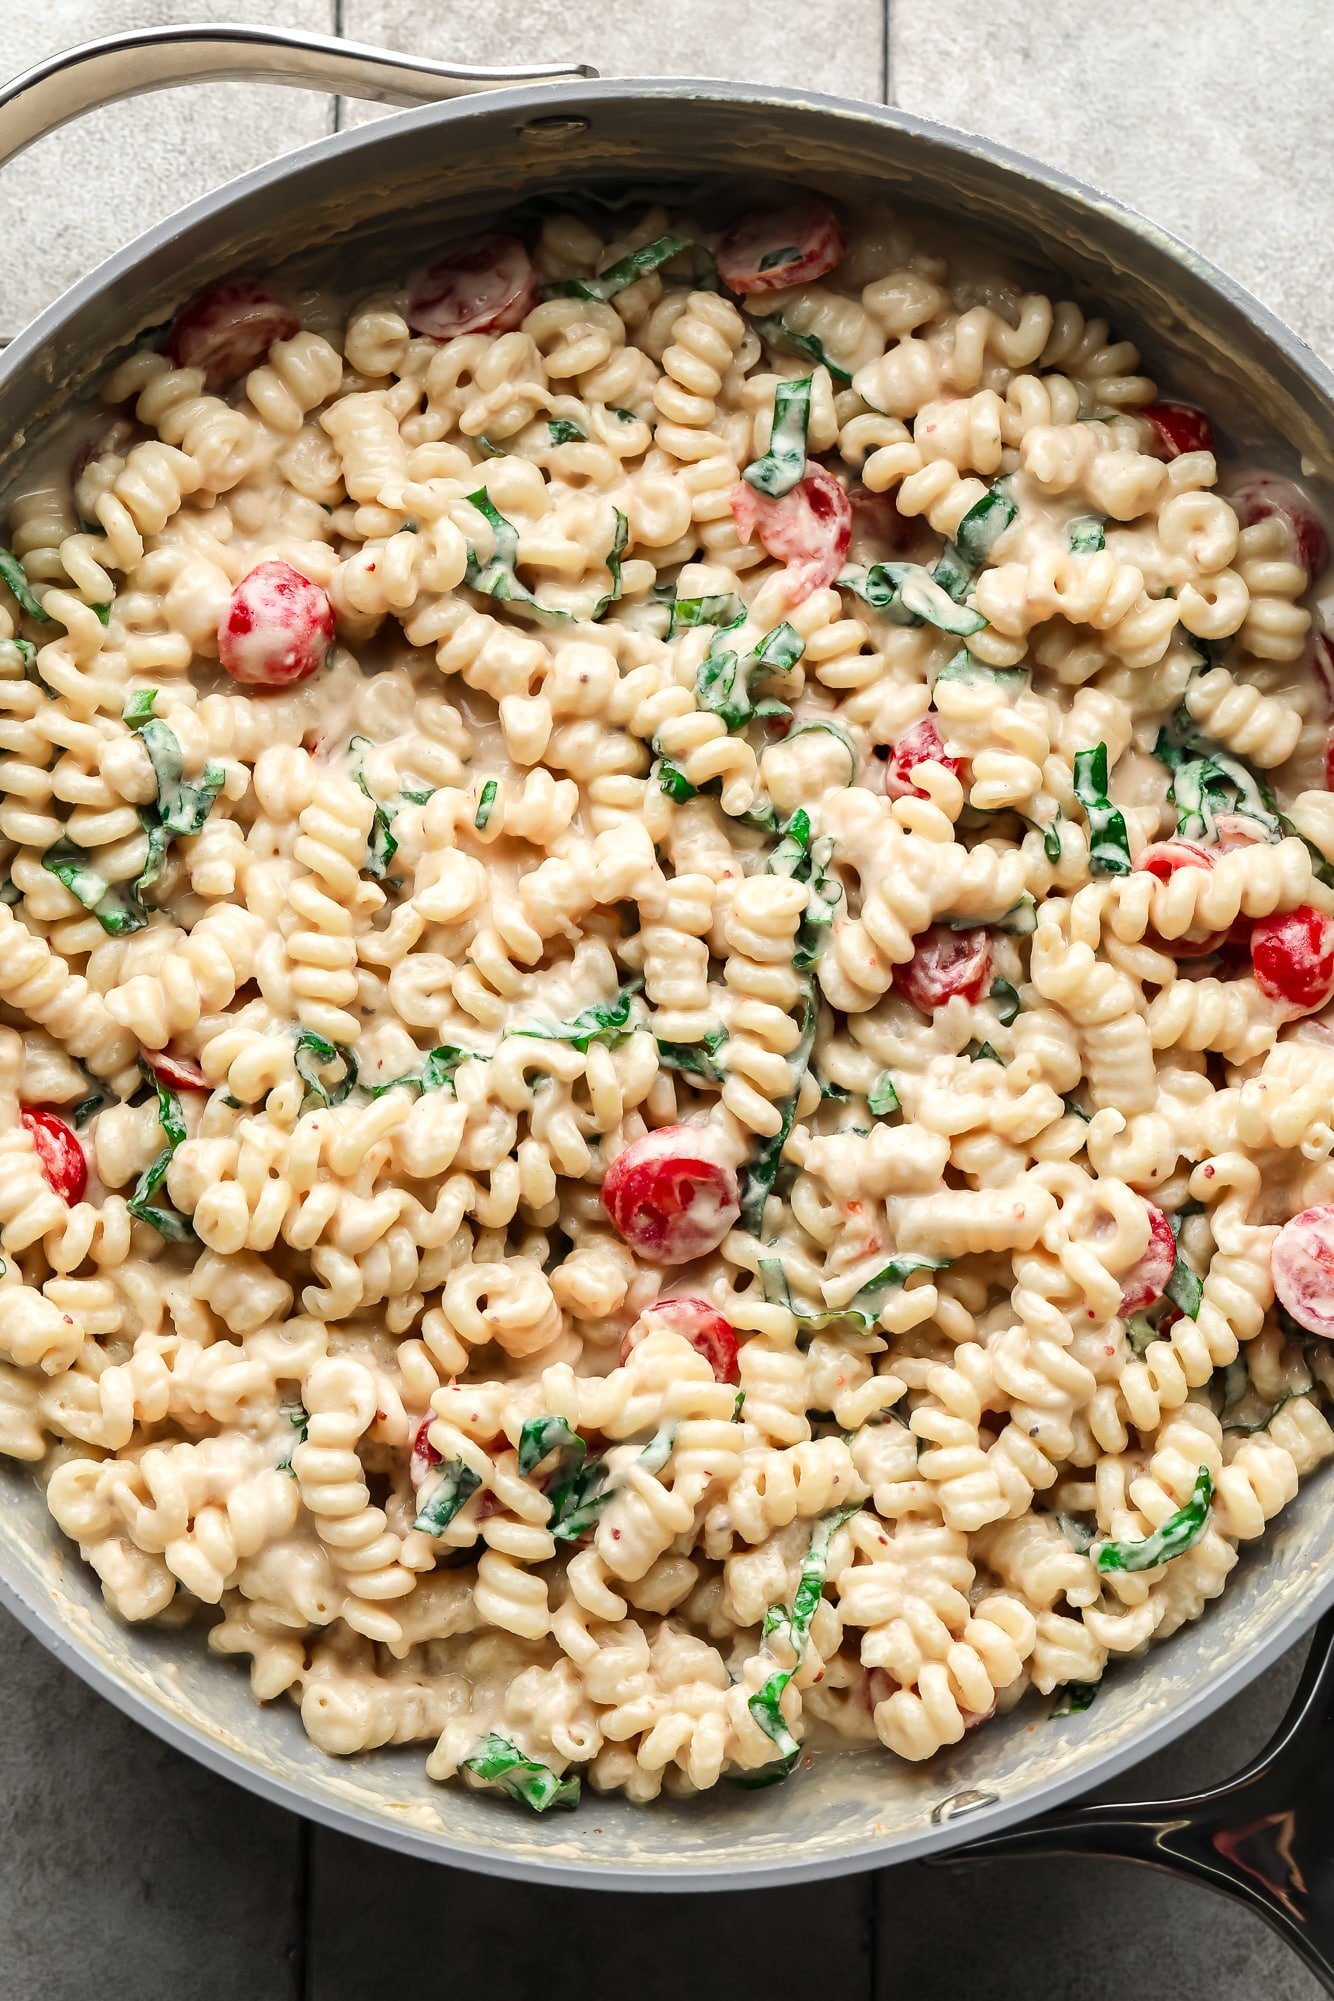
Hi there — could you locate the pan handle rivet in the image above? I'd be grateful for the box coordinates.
[931,1788,1000,1824]
[521,115,591,143]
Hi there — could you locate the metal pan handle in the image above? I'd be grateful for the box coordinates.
[946,1609,1334,1996]
[0,22,598,168]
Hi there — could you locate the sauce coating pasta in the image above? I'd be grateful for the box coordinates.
[2,190,1334,1811]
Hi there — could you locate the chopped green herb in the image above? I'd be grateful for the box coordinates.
[545,231,691,302]
[1164,1250,1203,1320]
[965,1040,1002,1063]
[988,977,1021,1025]
[1042,815,1063,865]
[0,548,52,623]
[276,1401,309,1475]
[954,479,1016,566]
[41,844,146,935]
[347,735,398,880]
[1095,1466,1212,1574]
[592,509,629,619]
[744,1507,859,1782]
[92,602,112,626]
[1050,1679,1100,1718]
[838,561,987,637]
[656,1026,728,1084]
[867,1072,900,1118]
[293,1029,359,1109]
[547,418,587,445]
[749,313,852,387]
[743,378,811,499]
[517,1414,584,1479]
[464,489,571,622]
[460,1733,580,1813]
[1073,743,1131,875]
[70,1088,109,1127]
[127,1068,193,1241]
[655,758,697,803]
[369,1043,481,1100]
[475,778,498,830]
[548,1426,675,1542]
[670,591,747,636]
[122,688,158,726]
[414,1459,482,1534]
[1068,517,1105,554]
[511,979,642,1053]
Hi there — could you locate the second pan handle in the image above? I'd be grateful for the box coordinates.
[942,1610,1334,1996]
[0,22,598,168]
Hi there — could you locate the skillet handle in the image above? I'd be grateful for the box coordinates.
[943,1610,1334,1997]
[0,22,598,168]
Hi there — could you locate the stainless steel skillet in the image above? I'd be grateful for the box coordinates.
[2,24,1334,1979]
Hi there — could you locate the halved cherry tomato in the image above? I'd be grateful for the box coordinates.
[1142,401,1215,461]
[406,235,537,341]
[1120,1203,1177,1314]
[848,482,911,550]
[166,281,299,388]
[1272,1205,1334,1337]
[601,1127,740,1264]
[149,1051,209,1092]
[20,1108,87,1204]
[218,561,334,687]
[732,465,852,605]
[409,1416,442,1491]
[1229,474,1330,578]
[881,715,966,801]
[717,196,846,296]
[619,1296,740,1384]
[1251,906,1334,1014]
[897,926,991,1012]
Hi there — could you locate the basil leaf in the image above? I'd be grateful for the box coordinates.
[838,561,987,637]
[749,314,853,387]
[293,1028,359,1109]
[122,688,158,726]
[1124,1311,1158,1354]
[369,1043,483,1099]
[413,1459,482,1535]
[966,1039,1002,1063]
[655,758,697,802]
[1068,517,1105,554]
[92,602,112,626]
[41,843,147,935]
[510,979,642,1053]
[954,479,1016,566]
[475,778,498,830]
[70,1087,110,1127]
[781,717,857,786]
[934,650,1026,696]
[549,1427,675,1542]
[1057,1512,1096,1554]
[842,1254,949,1323]
[547,418,586,445]
[347,735,398,880]
[133,716,224,841]
[276,1401,309,1475]
[592,509,629,619]
[743,378,811,499]
[517,1415,584,1479]
[670,592,746,636]
[1073,743,1131,875]
[1095,1466,1213,1574]
[464,489,571,622]
[989,977,1021,1025]
[1042,815,1063,865]
[695,621,805,736]
[127,1069,193,1241]
[1050,1680,1100,1718]
[460,1733,580,1813]
[0,548,52,623]
[745,1507,859,1781]
[544,231,690,302]
[867,1072,900,1118]
[656,1026,728,1083]
[1164,1250,1203,1320]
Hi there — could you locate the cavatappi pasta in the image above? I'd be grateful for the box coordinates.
[4,191,1334,1812]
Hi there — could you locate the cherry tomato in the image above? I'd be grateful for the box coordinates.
[619,1296,740,1384]
[1120,1203,1177,1314]
[1134,840,1229,958]
[717,196,846,296]
[732,465,852,605]
[601,1127,740,1265]
[848,482,911,550]
[881,715,966,801]
[1229,474,1330,578]
[1142,401,1215,461]
[20,1108,87,1204]
[406,234,537,341]
[218,561,334,687]
[897,926,991,1012]
[149,1051,209,1091]
[1251,906,1334,1015]
[409,1416,442,1491]
[1272,1205,1334,1337]
[166,281,299,388]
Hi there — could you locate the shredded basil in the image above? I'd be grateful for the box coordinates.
[1073,743,1131,875]
[127,1067,193,1241]
[475,778,498,830]
[548,1426,675,1542]
[1095,1466,1212,1574]
[1068,517,1105,554]
[1050,1680,1100,1718]
[517,1414,583,1479]
[0,548,52,623]
[695,620,804,735]
[510,979,641,1053]
[1164,1250,1203,1320]
[592,509,629,619]
[276,1401,309,1475]
[70,1088,110,1127]
[413,1460,482,1535]
[838,561,987,637]
[670,591,747,636]
[464,489,571,621]
[293,1029,359,1109]
[743,378,811,499]
[123,693,225,905]
[655,758,697,803]
[369,1043,481,1100]
[656,1026,728,1083]
[547,418,586,445]
[743,1507,859,1782]
[41,844,146,935]
[867,1072,900,1118]
[954,479,1017,566]
[545,231,690,302]
[460,1733,580,1813]
[749,314,853,387]
[347,735,398,880]
[989,977,1021,1025]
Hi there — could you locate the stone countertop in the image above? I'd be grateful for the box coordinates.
[1,4,1330,1995]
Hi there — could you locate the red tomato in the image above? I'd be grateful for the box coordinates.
[1229,474,1329,578]
[218,561,333,687]
[881,715,965,801]
[166,281,299,388]
[1272,1205,1334,1336]
[619,1296,740,1384]
[149,1051,209,1091]
[1142,401,1215,461]
[717,196,846,296]
[1120,1203,1177,1313]
[406,235,536,341]
[897,926,991,1012]
[848,482,911,550]
[20,1108,87,1204]
[1251,906,1334,1014]
[409,1416,442,1491]
[601,1127,740,1265]
[731,465,852,605]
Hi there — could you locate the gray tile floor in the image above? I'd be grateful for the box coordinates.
[1,2,1331,1994]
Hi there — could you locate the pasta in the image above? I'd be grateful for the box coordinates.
[3,187,1334,1817]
